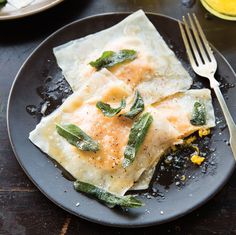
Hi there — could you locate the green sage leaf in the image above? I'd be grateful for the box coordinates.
[96,99,126,117]
[56,124,99,152]
[89,49,137,70]
[123,112,153,168]
[74,180,144,208]
[0,0,7,7]
[190,102,206,126]
[122,91,144,119]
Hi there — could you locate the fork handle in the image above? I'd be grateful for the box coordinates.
[210,75,236,159]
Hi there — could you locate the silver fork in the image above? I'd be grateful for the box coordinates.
[178,13,236,160]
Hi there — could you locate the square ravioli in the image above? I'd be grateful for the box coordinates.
[132,89,216,190]
[30,69,215,195]
[53,10,193,105]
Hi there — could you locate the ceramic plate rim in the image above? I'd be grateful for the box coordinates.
[0,0,64,20]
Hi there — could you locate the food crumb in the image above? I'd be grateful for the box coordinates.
[192,145,200,155]
[191,155,205,165]
[199,128,210,138]
[76,202,80,207]
[175,181,180,186]
[185,136,196,145]
[180,175,186,181]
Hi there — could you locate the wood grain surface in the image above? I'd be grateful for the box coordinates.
[1,0,236,234]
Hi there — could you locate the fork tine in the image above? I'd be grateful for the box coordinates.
[187,13,209,63]
[178,21,196,67]
[192,13,215,62]
[182,16,203,66]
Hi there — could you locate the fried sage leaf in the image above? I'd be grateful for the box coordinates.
[123,112,153,168]
[190,102,206,126]
[122,91,144,119]
[89,49,137,70]
[0,0,7,7]
[56,124,99,152]
[74,180,144,208]
[96,99,126,117]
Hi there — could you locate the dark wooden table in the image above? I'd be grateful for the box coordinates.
[1,0,236,234]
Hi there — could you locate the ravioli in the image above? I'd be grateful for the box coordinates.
[132,89,215,190]
[29,67,215,195]
[53,10,193,105]
[30,71,173,195]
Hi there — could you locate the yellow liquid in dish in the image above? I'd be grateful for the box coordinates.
[201,0,236,20]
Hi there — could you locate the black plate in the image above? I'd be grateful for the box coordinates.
[7,13,236,227]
